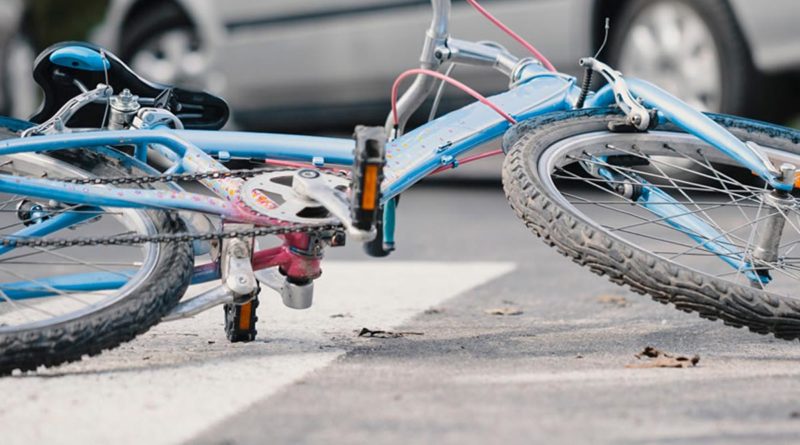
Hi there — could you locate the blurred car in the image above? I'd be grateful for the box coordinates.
[0,0,37,119]
[91,0,800,131]
[0,0,108,119]
[3,1,799,131]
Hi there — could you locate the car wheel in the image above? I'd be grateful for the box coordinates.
[119,3,208,89]
[2,34,39,119]
[607,0,752,115]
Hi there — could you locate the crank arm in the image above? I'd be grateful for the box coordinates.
[220,225,258,298]
[164,231,259,321]
[291,169,376,242]
[254,268,314,310]
[290,126,385,243]
[163,285,235,321]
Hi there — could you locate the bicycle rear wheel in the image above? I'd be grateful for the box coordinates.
[503,109,800,340]
[0,122,193,374]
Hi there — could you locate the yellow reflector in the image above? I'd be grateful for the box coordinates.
[238,302,252,331]
[362,164,379,211]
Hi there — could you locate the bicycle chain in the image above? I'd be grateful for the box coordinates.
[0,223,342,248]
[0,167,346,248]
[57,165,302,185]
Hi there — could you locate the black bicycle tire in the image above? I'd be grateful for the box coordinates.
[503,108,800,340]
[0,123,194,374]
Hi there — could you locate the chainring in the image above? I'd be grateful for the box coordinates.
[239,170,349,225]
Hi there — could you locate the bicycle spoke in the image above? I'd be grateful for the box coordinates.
[557,166,750,250]
[615,143,765,194]
[0,288,38,321]
[0,203,85,232]
[638,145,743,253]
[548,134,800,293]
[0,264,92,307]
[0,230,137,264]
[699,151,754,225]
[552,173,757,198]
[667,199,772,263]
[563,191,747,250]
[28,246,138,278]
[570,154,762,200]
[1,260,141,266]
[0,195,21,212]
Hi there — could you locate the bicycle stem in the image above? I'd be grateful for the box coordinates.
[386,0,546,136]
[385,0,450,135]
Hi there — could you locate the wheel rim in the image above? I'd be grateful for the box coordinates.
[129,28,207,88]
[537,130,800,297]
[0,153,160,332]
[617,1,723,112]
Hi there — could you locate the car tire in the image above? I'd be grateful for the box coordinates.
[607,0,753,116]
[119,2,207,89]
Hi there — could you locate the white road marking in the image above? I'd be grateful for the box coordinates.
[1,261,515,445]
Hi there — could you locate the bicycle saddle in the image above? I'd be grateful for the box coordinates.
[29,41,229,130]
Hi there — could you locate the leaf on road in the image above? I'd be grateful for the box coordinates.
[597,295,629,307]
[485,307,523,316]
[626,346,700,369]
[357,328,424,338]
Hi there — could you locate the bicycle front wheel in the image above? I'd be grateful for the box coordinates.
[503,109,800,340]
[0,127,193,374]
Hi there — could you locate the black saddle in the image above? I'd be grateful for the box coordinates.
[30,41,229,130]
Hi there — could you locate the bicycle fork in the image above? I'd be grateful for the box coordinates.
[749,164,797,284]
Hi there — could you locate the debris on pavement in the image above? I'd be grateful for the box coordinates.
[597,295,629,307]
[424,308,444,315]
[357,328,424,338]
[485,307,523,316]
[330,313,353,318]
[626,346,700,369]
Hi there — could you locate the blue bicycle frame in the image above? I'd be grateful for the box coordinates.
[0,48,788,298]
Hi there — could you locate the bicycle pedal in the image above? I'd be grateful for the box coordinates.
[224,296,259,343]
[351,126,386,232]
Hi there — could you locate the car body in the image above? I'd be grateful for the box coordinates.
[0,0,29,117]
[2,1,799,130]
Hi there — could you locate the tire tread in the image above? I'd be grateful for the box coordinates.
[502,110,800,341]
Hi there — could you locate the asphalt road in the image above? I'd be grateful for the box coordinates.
[5,179,800,445]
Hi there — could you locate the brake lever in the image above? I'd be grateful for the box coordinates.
[579,57,651,131]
